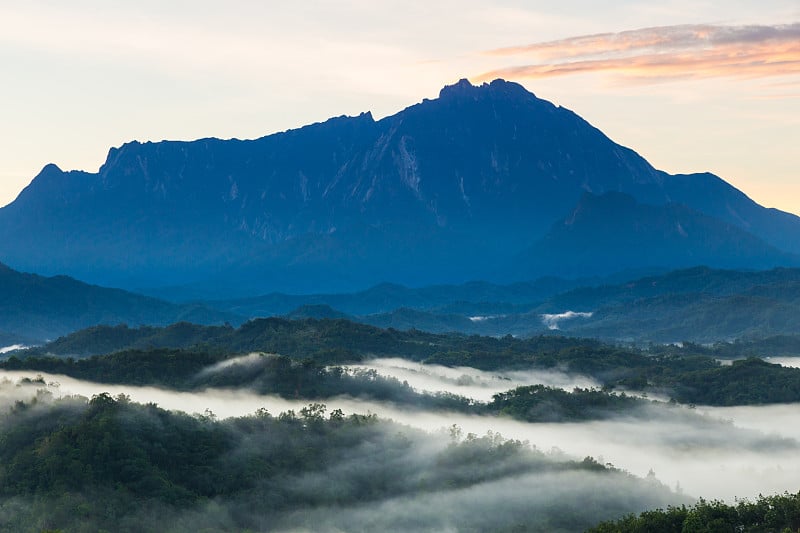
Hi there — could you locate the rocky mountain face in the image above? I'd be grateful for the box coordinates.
[1,79,798,295]
[517,192,797,278]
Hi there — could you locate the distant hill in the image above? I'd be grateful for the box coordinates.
[163,266,800,343]
[376,267,800,342]
[250,267,800,343]
[206,276,603,317]
[527,267,800,342]
[0,331,33,349]
[541,266,800,311]
[0,263,239,342]
[283,304,351,320]
[24,322,235,358]
[21,266,800,354]
[2,79,798,295]
[560,292,800,343]
[17,258,800,346]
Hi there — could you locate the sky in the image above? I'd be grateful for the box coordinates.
[1,1,798,213]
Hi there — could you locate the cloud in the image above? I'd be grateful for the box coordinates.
[540,311,593,330]
[196,352,269,377]
[0,345,27,354]
[477,23,800,83]
[346,357,599,401]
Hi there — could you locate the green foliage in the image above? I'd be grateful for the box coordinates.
[15,317,800,407]
[589,493,800,533]
[704,336,800,359]
[487,385,646,422]
[0,394,385,506]
[3,349,221,387]
[669,358,800,406]
[27,318,597,365]
[546,267,800,343]
[25,323,235,359]
[2,351,476,412]
[0,393,682,533]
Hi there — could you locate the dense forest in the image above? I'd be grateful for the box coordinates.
[5,317,800,531]
[23,319,597,363]
[1,350,661,422]
[589,493,800,532]
[0,383,685,532]
[11,318,800,407]
[654,335,800,359]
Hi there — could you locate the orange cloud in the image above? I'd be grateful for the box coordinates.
[477,23,800,83]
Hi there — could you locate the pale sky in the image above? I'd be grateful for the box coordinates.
[1,1,798,213]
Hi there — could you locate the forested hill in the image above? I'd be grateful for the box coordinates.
[23,318,596,362]
[15,318,800,407]
[0,387,684,532]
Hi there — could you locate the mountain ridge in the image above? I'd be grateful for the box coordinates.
[0,262,239,342]
[515,191,799,278]
[1,78,797,295]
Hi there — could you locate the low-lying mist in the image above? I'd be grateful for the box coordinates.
[765,356,800,368]
[2,362,799,504]
[0,344,27,354]
[345,357,599,401]
[0,374,681,533]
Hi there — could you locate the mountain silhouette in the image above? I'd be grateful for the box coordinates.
[1,79,797,295]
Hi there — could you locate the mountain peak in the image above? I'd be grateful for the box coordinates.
[438,78,535,102]
[438,78,476,98]
[2,80,799,294]
[37,163,63,177]
[486,78,536,98]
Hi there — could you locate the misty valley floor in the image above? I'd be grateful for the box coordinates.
[5,323,800,531]
[0,374,684,533]
[4,363,796,502]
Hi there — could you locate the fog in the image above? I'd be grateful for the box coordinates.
[345,358,599,401]
[269,468,672,533]
[765,356,800,368]
[0,374,682,532]
[467,315,504,322]
[198,352,268,376]
[0,345,27,354]
[2,365,800,503]
[540,311,593,330]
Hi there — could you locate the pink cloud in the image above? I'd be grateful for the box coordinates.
[477,23,800,83]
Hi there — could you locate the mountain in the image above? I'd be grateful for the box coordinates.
[516,192,798,278]
[2,79,798,294]
[0,262,239,342]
